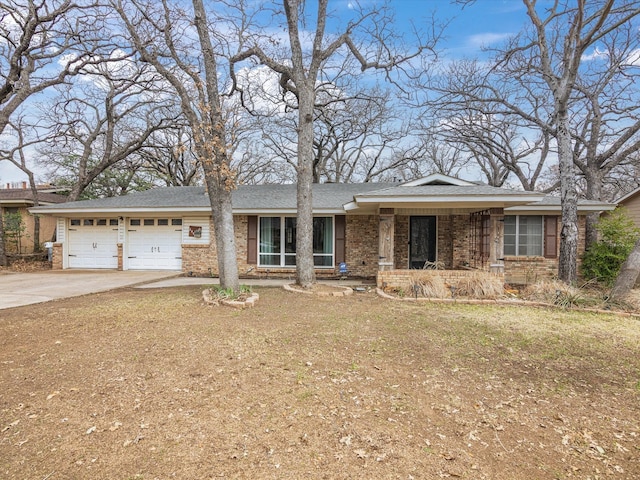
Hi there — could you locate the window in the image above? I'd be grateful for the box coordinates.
[130,219,141,226]
[258,216,334,267]
[144,219,155,226]
[70,219,81,226]
[504,216,543,256]
[171,219,183,226]
[109,219,119,226]
[157,219,169,226]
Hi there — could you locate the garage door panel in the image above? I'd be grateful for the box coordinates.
[127,219,182,270]
[67,220,118,269]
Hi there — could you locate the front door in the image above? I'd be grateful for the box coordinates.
[409,216,436,269]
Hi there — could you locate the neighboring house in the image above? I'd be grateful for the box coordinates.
[31,174,614,285]
[616,186,640,229]
[0,183,67,254]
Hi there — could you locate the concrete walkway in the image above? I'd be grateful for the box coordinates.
[0,270,370,310]
[0,270,181,310]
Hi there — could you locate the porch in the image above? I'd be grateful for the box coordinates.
[375,207,506,274]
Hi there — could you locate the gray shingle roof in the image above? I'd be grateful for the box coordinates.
[30,182,615,213]
[32,183,395,211]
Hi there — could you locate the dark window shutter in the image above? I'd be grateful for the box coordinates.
[247,216,258,264]
[335,215,346,264]
[544,216,558,258]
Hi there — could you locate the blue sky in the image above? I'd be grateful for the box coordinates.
[391,0,528,57]
[0,0,532,185]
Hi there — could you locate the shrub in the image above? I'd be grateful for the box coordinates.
[582,208,640,286]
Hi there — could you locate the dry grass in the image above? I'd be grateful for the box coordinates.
[453,272,504,299]
[522,279,605,309]
[1,287,640,479]
[407,270,450,298]
[403,270,504,299]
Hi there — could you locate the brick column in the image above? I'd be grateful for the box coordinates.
[117,244,123,271]
[52,243,63,270]
[378,209,395,271]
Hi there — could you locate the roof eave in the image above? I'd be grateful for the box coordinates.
[506,203,616,214]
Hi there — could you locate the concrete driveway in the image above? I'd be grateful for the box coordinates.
[0,270,182,310]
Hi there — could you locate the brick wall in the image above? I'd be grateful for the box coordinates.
[452,215,471,268]
[181,216,217,276]
[345,215,379,277]
[394,215,409,268]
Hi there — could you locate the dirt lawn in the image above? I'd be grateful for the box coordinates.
[1,286,639,479]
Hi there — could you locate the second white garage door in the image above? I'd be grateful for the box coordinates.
[127,218,183,270]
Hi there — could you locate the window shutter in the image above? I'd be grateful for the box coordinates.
[247,216,257,264]
[544,216,558,258]
[335,215,346,264]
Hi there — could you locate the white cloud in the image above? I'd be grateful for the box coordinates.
[625,49,640,66]
[582,47,608,61]
[466,32,512,48]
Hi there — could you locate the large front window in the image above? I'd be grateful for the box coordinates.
[259,216,334,267]
[504,215,543,256]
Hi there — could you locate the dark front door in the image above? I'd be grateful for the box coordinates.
[410,216,437,269]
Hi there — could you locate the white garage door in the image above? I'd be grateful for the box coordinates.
[127,218,182,270]
[67,218,119,269]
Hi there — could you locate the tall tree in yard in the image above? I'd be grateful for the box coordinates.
[113,0,241,291]
[522,0,640,283]
[448,0,640,284]
[231,0,436,288]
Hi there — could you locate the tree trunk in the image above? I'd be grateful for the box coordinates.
[610,237,640,300]
[28,175,41,252]
[584,169,603,250]
[192,0,240,292]
[0,211,7,267]
[206,174,239,292]
[295,90,316,288]
[557,110,579,284]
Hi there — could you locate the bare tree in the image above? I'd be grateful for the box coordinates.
[113,0,242,291]
[569,19,640,247]
[376,127,469,182]
[519,0,640,283]
[434,111,553,190]
[430,0,640,284]
[423,58,555,190]
[231,0,436,287]
[138,126,202,187]
[0,0,112,264]
[38,59,177,201]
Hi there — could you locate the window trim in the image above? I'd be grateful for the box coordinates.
[257,215,335,268]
